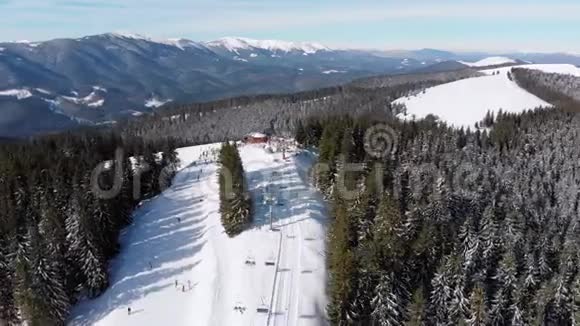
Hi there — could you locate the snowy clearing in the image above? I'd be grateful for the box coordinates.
[93,86,108,92]
[459,56,517,67]
[234,56,249,62]
[62,91,105,108]
[321,70,346,74]
[35,88,52,95]
[69,142,329,326]
[145,98,172,108]
[87,99,105,108]
[0,88,33,100]
[394,69,552,128]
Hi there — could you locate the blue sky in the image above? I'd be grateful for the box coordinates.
[1,0,579,52]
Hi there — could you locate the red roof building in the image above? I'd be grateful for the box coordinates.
[244,132,269,144]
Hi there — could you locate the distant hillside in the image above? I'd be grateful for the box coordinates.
[2,33,580,137]
[0,33,433,137]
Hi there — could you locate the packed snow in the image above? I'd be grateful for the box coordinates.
[459,56,517,67]
[394,69,552,128]
[206,37,329,54]
[69,141,329,326]
[0,88,33,100]
[145,98,172,108]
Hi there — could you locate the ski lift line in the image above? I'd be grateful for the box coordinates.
[266,231,283,326]
[289,213,305,325]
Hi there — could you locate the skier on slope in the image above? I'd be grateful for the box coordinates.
[128,307,131,315]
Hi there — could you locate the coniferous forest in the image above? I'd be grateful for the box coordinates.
[218,142,252,236]
[0,65,579,325]
[298,104,580,325]
[0,132,179,325]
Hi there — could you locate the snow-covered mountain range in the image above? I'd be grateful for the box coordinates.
[1,32,580,137]
[205,37,329,54]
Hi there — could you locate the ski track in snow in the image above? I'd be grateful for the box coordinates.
[68,143,328,326]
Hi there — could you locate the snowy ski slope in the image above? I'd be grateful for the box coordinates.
[69,142,328,326]
[392,64,580,128]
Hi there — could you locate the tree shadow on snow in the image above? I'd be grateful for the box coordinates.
[69,162,214,325]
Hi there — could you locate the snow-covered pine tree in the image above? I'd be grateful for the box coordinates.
[429,257,453,325]
[405,287,425,326]
[0,239,19,325]
[15,224,69,325]
[548,273,574,325]
[533,279,557,326]
[371,273,403,326]
[65,193,108,298]
[448,275,470,325]
[347,267,376,325]
[326,200,356,325]
[572,277,580,325]
[466,285,487,326]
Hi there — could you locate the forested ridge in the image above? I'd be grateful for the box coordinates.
[121,69,475,146]
[299,100,580,325]
[511,68,580,108]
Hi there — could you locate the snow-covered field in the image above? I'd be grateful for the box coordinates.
[69,142,328,326]
[394,68,552,128]
[459,56,516,67]
[394,63,580,128]
[145,97,172,108]
[0,88,33,100]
